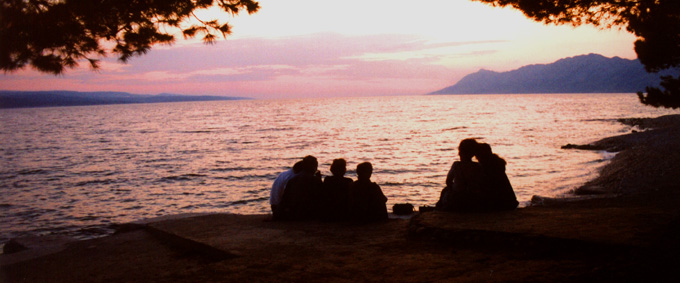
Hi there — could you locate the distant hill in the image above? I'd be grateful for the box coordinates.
[0,90,250,109]
[430,54,670,95]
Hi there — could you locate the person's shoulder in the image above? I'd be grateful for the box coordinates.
[482,156,506,171]
[350,179,367,188]
[275,169,290,179]
[290,172,303,179]
[454,160,479,168]
[288,173,308,183]
[492,155,507,167]
[367,181,381,190]
[286,174,300,185]
[348,181,360,192]
[324,175,345,184]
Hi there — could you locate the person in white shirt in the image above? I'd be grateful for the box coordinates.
[270,160,304,220]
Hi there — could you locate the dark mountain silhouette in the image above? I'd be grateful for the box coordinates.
[0,90,250,109]
[430,54,669,94]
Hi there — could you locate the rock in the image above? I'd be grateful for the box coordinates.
[3,239,28,254]
[530,194,617,206]
[419,206,436,213]
[2,234,76,262]
[575,186,611,195]
[392,203,414,215]
[561,144,603,150]
[110,223,147,234]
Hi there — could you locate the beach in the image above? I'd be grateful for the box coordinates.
[2,114,679,282]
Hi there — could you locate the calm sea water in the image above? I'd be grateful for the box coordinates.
[0,94,676,243]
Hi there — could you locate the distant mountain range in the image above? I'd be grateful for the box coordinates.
[0,90,249,109]
[430,53,671,95]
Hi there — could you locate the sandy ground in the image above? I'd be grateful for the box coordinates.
[2,115,680,282]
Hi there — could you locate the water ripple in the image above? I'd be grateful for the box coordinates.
[1,94,677,243]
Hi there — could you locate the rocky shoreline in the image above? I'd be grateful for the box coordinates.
[2,115,680,282]
[569,115,680,196]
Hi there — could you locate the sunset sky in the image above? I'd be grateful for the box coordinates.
[1,0,638,99]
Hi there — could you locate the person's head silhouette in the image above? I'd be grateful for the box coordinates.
[476,143,493,162]
[302,155,318,174]
[458,138,479,162]
[330,158,347,177]
[476,143,506,166]
[292,160,305,174]
[356,162,373,181]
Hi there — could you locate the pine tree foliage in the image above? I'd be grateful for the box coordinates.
[1,0,259,74]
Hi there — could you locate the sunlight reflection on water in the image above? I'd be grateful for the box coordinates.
[0,93,676,242]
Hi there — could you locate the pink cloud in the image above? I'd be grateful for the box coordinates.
[1,33,498,98]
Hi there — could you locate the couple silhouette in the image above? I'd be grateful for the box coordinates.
[436,139,519,212]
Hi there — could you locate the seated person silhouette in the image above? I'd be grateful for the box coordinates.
[475,143,519,211]
[348,162,388,222]
[321,158,353,221]
[436,138,485,212]
[279,155,323,220]
[270,160,304,220]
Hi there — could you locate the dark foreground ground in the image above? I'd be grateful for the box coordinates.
[2,115,680,282]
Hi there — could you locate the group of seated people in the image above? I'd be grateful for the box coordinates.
[270,156,388,222]
[269,138,518,221]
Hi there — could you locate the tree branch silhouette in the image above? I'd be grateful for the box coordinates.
[1,0,259,74]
